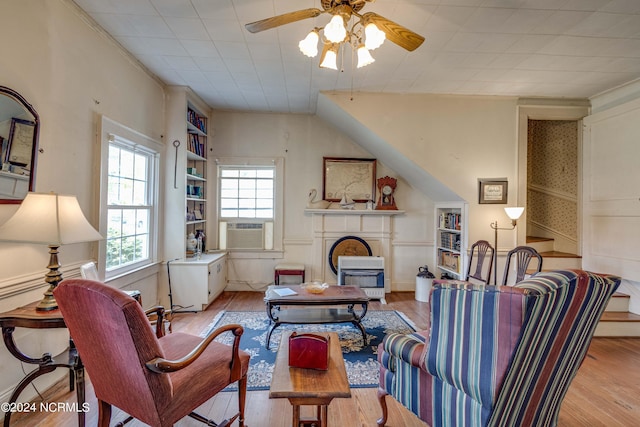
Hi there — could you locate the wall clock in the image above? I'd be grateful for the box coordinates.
[376,176,398,210]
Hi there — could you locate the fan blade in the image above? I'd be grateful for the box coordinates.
[362,12,425,52]
[245,8,323,33]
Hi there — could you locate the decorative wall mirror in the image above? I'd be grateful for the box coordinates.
[0,86,39,203]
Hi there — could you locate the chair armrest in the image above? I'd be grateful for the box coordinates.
[144,306,166,338]
[145,324,244,375]
[380,332,428,370]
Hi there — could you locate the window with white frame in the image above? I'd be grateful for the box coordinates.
[217,159,282,251]
[99,117,159,278]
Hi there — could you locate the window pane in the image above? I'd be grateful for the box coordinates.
[107,177,120,205]
[220,188,238,198]
[120,150,135,179]
[221,170,239,178]
[239,170,256,178]
[256,209,273,218]
[107,209,122,238]
[238,199,256,209]
[221,209,238,217]
[257,169,274,178]
[134,153,147,181]
[220,199,238,209]
[133,180,146,205]
[122,210,136,236]
[108,146,120,176]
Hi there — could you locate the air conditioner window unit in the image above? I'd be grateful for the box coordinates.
[226,222,264,249]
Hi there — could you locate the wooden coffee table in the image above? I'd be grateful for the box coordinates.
[270,331,351,427]
[264,285,369,350]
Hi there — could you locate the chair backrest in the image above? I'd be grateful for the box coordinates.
[501,245,543,285]
[465,240,494,284]
[54,279,172,426]
[428,270,620,427]
[489,270,620,426]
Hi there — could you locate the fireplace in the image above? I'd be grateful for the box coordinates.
[337,256,386,302]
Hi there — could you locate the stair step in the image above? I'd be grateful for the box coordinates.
[595,311,640,337]
[537,251,582,270]
[526,236,554,253]
[607,292,631,312]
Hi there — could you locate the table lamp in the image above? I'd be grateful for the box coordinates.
[0,192,103,311]
[490,207,524,285]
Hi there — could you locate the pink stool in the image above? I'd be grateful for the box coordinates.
[274,263,305,286]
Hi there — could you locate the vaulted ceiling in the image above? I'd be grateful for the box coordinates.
[73,0,640,114]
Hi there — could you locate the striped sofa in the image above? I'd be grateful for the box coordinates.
[377,269,620,426]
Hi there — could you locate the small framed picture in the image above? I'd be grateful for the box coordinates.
[478,178,508,204]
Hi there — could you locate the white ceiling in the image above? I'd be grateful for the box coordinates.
[73,0,640,114]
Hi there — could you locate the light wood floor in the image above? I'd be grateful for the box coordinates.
[9,291,640,427]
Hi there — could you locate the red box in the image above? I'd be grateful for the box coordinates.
[288,332,330,370]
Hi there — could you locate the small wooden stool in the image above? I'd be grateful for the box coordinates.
[275,263,305,285]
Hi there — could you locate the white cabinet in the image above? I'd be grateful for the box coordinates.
[434,203,468,280]
[168,253,227,312]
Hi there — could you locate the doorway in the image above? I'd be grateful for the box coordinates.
[516,103,590,255]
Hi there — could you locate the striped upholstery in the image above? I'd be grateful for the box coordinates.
[377,270,620,427]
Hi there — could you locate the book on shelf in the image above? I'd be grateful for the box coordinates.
[439,251,460,272]
[439,212,461,230]
[187,108,207,134]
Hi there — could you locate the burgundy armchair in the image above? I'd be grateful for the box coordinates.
[54,279,249,427]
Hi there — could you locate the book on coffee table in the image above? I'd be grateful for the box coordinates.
[272,287,297,297]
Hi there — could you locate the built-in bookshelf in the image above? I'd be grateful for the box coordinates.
[434,203,468,280]
[185,102,208,256]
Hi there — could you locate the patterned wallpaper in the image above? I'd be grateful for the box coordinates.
[527,120,578,239]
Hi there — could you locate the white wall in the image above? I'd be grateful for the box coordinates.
[0,0,165,410]
[584,79,640,313]
[319,92,522,281]
[210,111,434,292]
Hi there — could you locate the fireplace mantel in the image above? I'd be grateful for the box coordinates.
[305,208,401,294]
[304,208,404,215]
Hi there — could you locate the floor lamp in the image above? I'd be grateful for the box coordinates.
[490,207,524,285]
[0,192,103,311]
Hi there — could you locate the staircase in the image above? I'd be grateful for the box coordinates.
[526,236,640,337]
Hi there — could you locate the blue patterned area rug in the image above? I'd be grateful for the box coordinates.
[201,310,416,391]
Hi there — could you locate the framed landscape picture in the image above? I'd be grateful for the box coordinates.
[322,157,376,202]
[478,178,508,204]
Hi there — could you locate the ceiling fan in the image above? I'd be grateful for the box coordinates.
[245,0,425,69]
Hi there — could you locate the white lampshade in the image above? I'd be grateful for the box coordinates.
[324,14,347,43]
[0,192,103,245]
[357,45,375,68]
[320,44,338,70]
[504,207,525,221]
[364,23,385,50]
[299,30,319,57]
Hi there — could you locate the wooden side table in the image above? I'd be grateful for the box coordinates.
[0,302,85,427]
[269,331,351,427]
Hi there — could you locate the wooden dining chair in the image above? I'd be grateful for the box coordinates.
[502,246,543,285]
[465,240,495,284]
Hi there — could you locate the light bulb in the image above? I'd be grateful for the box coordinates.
[357,45,375,68]
[364,23,385,50]
[325,14,347,43]
[299,30,319,57]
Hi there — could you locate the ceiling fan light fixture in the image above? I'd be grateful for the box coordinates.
[357,44,375,68]
[364,22,385,50]
[299,29,319,57]
[325,14,347,43]
[319,43,339,70]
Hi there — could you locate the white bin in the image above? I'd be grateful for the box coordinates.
[415,277,434,302]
